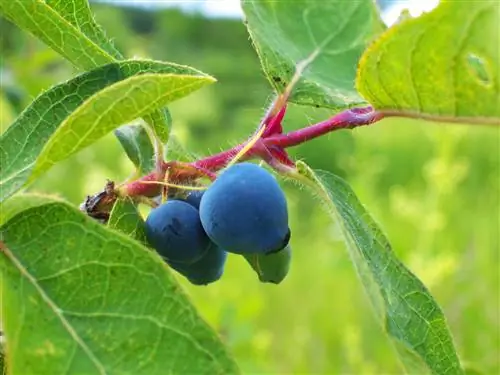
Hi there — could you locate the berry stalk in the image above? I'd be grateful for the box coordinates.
[120,106,383,198]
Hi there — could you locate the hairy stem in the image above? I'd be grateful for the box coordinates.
[119,106,382,199]
[265,106,382,148]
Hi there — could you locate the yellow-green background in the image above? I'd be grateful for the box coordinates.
[1,5,498,374]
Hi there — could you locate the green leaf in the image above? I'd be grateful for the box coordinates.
[0,0,117,70]
[107,197,148,246]
[242,245,291,284]
[242,0,385,110]
[43,0,122,60]
[0,60,215,203]
[357,1,500,124]
[0,0,172,167]
[115,125,156,175]
[142,107,173,147]
[0,201,239,374]
[293,161,463,375]
[0,193,64,227]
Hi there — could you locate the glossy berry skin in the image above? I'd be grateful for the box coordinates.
[199,162,290,254]
[169,243,227,285]
[145,200,211,264]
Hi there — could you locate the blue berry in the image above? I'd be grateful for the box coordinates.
[185,191,204,209]
[145,200,211,264]
[169,243,227,285]
[199,162,290,254]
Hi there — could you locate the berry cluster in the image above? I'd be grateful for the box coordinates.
[144,162,291,285]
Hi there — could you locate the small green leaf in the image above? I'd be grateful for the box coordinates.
[108,197,148,246]
[142,107,173,147]
[0,201,239,374]
[242,245,291,284]
[115,125,156,174]
[293,161,463,375]
[357,1,500,124]
[0,60,215,202]
[242,0,385,110]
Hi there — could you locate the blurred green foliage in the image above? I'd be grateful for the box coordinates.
[1,4,498,374]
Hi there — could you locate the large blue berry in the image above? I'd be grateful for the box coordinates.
[199,162,290,254]
[145,200,211,264]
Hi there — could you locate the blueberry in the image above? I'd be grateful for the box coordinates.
[199,162,290,254]
[169,243,227,285]
[145,200,211,264]
[185,191,204,209]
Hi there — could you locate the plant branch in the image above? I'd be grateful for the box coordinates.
[83,105,383,219]
[118,106,383,199]
[265,106,382,148]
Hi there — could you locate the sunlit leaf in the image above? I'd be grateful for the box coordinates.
[0,0,173,165]
[0,60,215,202]
[0,0,116,69]
[0,200,239,374]
[357,1,500,124]
[44,0,122,60]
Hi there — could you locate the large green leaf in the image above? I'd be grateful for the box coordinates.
[0,200,239,374]
[0,60,215,203]
[293,161,463,375]
[242,0,385,110]
[357,0,500,124]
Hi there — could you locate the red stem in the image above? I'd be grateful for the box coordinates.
[265,106,382,148]
[122,106,383,197]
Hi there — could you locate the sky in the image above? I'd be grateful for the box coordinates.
[101,0,440,26]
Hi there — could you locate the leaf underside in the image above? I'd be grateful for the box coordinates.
[242,0,385,110]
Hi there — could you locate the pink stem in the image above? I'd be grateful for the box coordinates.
[262,104,287,137]
[265,107,382,148]
[123,106,382,197]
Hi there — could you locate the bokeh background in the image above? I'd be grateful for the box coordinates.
[0,1,498,374]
